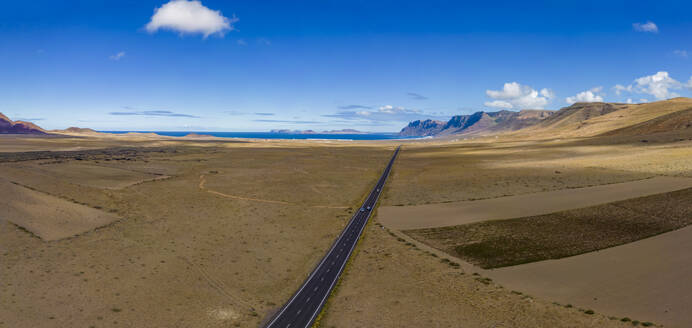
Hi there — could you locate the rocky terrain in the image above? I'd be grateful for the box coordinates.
[399,109,552,137]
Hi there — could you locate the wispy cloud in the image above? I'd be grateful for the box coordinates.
[254,112,275,116]
[237,39,247,46]
[407,92,428,100]
[633,21,658,33]
[145,0,237,38]
[109,110,199,118]
[109,51,126,61]
[325,105,448,123]
[337,105,372,110]
[673,50,688,58]
[253,119,322,124]
[14,117,44,121]
[257,38,271,46]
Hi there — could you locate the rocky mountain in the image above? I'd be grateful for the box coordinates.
[0,113,47,134]
[399,110,552,137]
[399,119,446,137]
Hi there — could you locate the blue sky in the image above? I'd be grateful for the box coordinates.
[1,0,691,132]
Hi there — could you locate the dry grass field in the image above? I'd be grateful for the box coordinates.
[0,137,394,328]
[406,187,692,268]
[1,131,690,328]
[379,176,692,229]
[383,137,692,206]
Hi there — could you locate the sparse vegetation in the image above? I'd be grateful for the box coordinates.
[406,187,692,268]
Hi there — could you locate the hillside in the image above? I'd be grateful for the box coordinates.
[601,107,692,137]
[511,97,692,138]
[0,113,47,134]
[399,110,552,137]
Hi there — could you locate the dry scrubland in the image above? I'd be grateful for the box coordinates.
[375,132,692,327]
[383,137,692,206]
[406,187,692,268]
[0,137,393,328]
[1,130,691,327]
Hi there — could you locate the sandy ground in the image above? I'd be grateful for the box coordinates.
[482,225,692,327]
[321,219,633,328]
[0,141,394,328]
[0,178,121,241]
[1,132,689,327]
[380,176,692,229]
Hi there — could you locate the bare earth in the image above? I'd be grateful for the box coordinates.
[484,225,692,328]
[1,131,691,327]
[380,176,692,229]
[0,179,121,241]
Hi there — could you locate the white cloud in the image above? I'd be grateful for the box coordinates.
[613,72,683,100]
[376,105,421,114]
[640,98,649,103]
[633,71,681,99]
[565,87,605,104]
[324,104,447,123]
[673,50,688,58]
[484,82,554,109]
[633,21,658,33]
[626,98,633,104]
[484,100,513,109]
[614,84,632,96]
[687,76,692,90]
[109,51,126,61]
[145,0,236,38]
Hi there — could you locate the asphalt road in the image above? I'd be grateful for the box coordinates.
[263,146,400,328]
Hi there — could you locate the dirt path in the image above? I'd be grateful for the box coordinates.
[380,176,692,229]
[198,174,349,209]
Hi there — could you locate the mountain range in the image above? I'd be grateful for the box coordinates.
[399,110,552,137]
[399,98,692,139]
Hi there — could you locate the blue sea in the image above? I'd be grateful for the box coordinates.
[99,131,409,140]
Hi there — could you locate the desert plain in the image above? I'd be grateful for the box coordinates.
[2,100,692,328]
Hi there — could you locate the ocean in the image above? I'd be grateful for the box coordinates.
[99,131,409,140]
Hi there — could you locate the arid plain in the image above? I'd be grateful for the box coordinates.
[2,100,692,328]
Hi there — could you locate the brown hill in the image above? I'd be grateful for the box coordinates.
[533,102,627,131]
[0,113,47,134]
[601,107,692,137]
[63,127,97,133]
[510,98,692,138]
